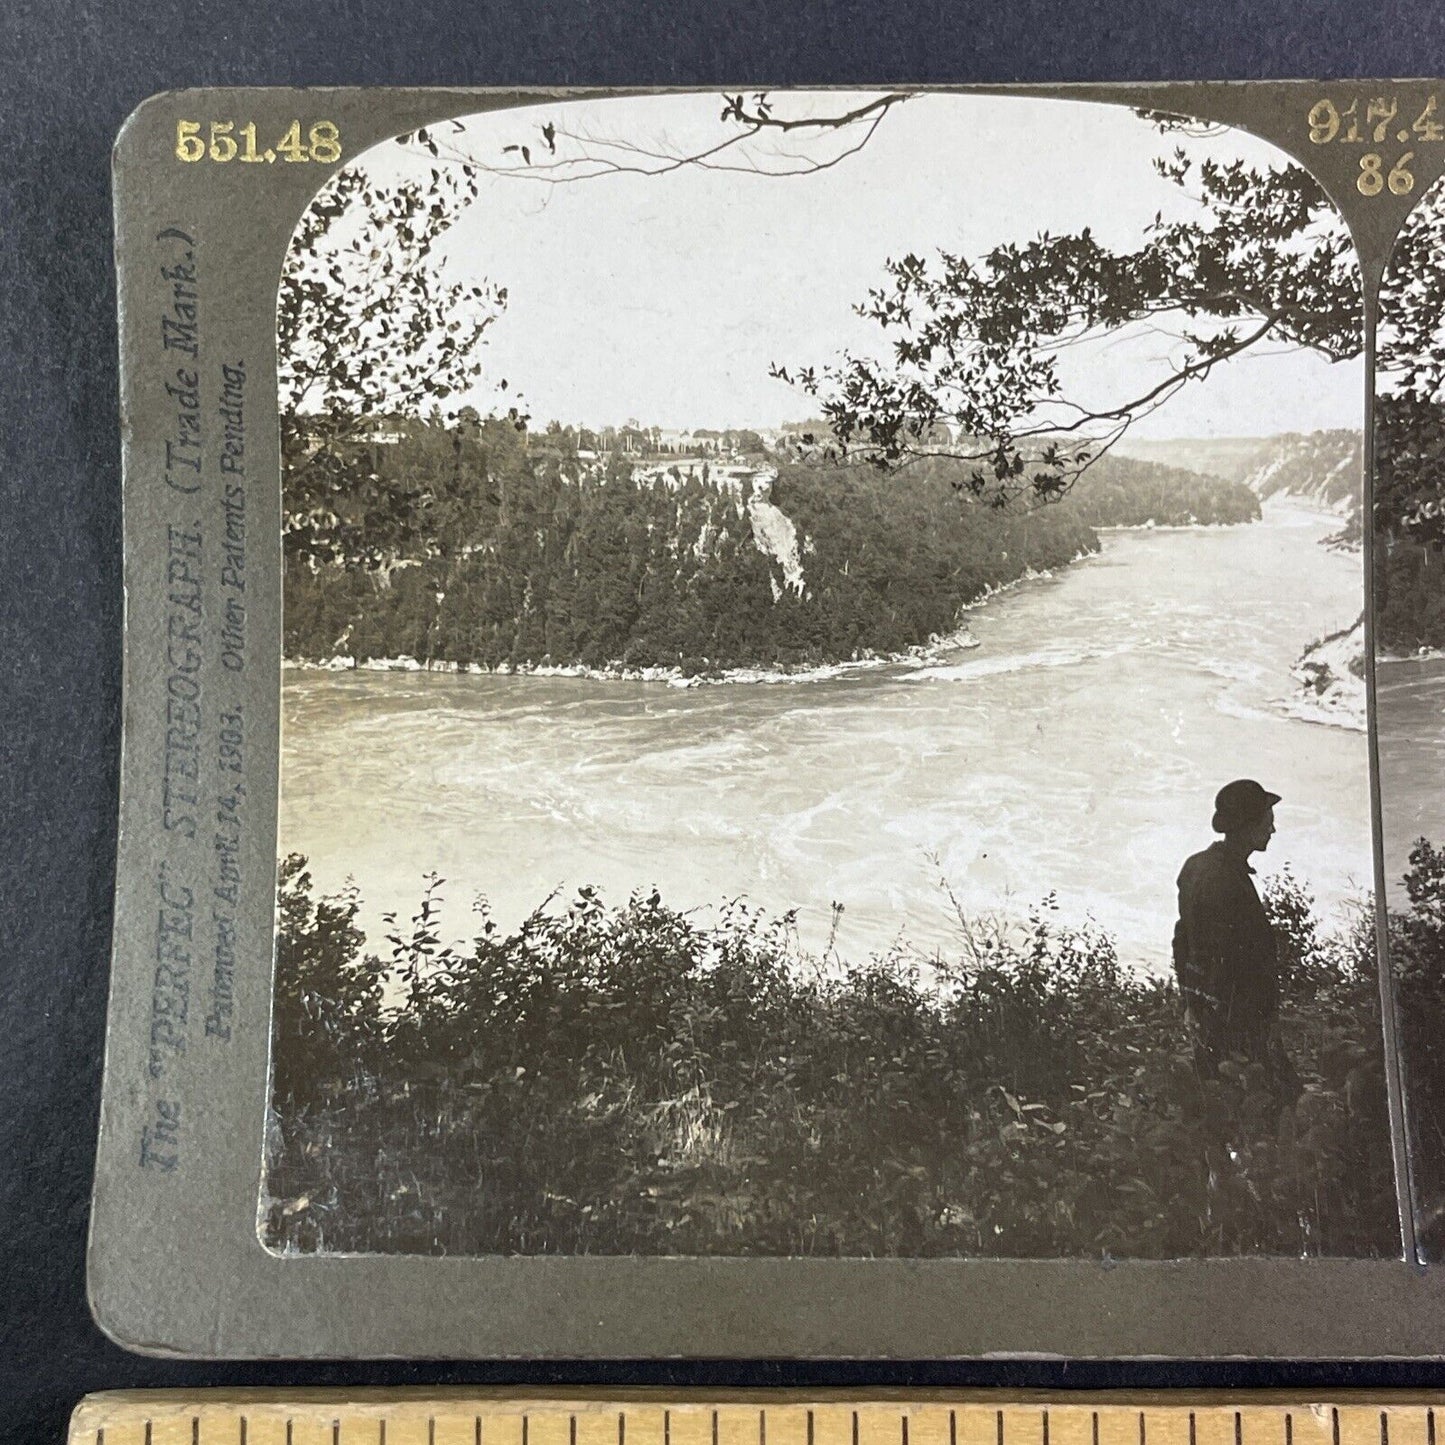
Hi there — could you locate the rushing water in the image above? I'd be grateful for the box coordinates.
[281,502,1376,970]
[1379,653,1445,903]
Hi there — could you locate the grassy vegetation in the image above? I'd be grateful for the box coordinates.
[260,847,1422,1260]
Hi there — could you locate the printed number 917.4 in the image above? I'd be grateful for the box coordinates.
[175,120,342,165]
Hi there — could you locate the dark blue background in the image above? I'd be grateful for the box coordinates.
[6,6,1445,1445]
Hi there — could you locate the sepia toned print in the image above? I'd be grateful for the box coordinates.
[259,91,1397,1261]
[1372,173,1445,1258]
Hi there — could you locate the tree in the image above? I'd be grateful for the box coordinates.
[765,119,1445,528]
[278,150,513,569]
[773,140,1368,505]
[291,95,1445,526]
[281,92,1445,646]
[271,854,385,1110]
[1376,183,1445,549]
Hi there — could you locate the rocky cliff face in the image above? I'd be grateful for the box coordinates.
[1287,616,1367,732]
[1241,430,1362,514]
[745,473,807,600]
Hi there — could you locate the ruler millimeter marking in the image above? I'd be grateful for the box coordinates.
[67,1395,1445,1445]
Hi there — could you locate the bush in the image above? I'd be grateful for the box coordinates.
[262,859,1404,1259]
[1391,839,1445,1251]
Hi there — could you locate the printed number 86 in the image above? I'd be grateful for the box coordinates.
[1358,151,1415,196]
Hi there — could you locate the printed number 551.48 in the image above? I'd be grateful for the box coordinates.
[175,120,341,165]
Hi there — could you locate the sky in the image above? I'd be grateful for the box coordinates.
[313,91,1366,439]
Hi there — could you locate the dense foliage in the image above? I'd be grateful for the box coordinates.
[279,162,512,572]
[1376,391,1445,653]
[1377,540,1445,654]
[1390,839,1445,1253]
[264,856,1399,1259]
[283,421,1258,673]
[1061,455,1263,529]
[1373,183,1445,655]
[1378,186,1445,543]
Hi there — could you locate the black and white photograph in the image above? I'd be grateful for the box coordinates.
[1372,167,1445,1257]
[261,91,1396,1260]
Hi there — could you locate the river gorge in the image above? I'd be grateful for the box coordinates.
[277,499,1413,970]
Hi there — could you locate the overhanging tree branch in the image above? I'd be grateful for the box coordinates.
[397,92,916,186]
[772,147,1365,507]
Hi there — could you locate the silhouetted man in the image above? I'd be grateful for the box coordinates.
[1173,779,1293,1089]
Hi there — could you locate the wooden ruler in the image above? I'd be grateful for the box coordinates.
[65,1394,1445,1445]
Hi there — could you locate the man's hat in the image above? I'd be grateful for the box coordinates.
[1212,778,1281,834]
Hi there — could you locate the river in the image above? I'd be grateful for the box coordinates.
[1379,652,1445,904]
[281,502,1379,970]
